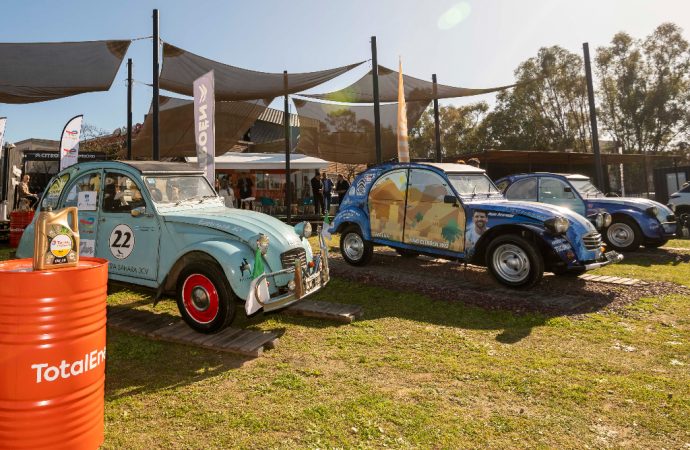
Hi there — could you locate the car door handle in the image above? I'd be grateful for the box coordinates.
[99,217,106,222]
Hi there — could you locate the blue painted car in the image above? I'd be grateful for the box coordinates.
[329,162,622,288]
[495,173,677,251]
[17,161,329,333]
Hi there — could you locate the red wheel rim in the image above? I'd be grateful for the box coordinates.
[182,274,219,324]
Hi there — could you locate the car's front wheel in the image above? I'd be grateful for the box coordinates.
[340,226,373,266]
[177,262,235,333]
[605,218,641,252]
[486,234,544,288]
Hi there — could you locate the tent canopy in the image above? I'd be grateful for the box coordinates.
[160,43,365,101]
[294,97,429,164]
[131,96,271,159]
[187,152,328,170]
[303,65,518,103]
[0,40,131,104]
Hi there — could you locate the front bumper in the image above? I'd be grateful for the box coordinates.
[250,236,330,313]
[582,250,624,271]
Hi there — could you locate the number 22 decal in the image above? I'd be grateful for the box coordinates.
[109,224,135,259]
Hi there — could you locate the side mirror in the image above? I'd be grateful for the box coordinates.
[130,206,146,217]
[443,195,458,206]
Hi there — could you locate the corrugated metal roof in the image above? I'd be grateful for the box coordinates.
[257,107,300,127]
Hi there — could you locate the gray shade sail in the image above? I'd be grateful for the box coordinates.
[132,96,271,159]
[0,40,131,104]
[303,65,518,103]
[159,43,365,101]
[293,97,430,164]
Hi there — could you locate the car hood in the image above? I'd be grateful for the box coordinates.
[162,207,304,250]
[466,199,596,232]
[586,197,674,215]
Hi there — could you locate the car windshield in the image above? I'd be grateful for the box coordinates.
[569,178,604,198]
[447,174,501,198]
[143,175,217,204]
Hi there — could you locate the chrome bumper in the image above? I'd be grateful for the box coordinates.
[252,237,330,313]
[584,250,624,270]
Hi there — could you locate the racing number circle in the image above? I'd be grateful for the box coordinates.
[109,224,135,259]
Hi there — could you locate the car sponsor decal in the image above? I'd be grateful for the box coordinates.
[79,216,96,234]
[80,239,96,257]
[109,224,135,259]
[240,258,250,276]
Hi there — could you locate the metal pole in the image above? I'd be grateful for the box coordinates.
[152,9,160,161]
[618,143,625,197]
[127,58,133,160]
[284,71,292,224]
[432,74,441,162]
[371,36,382,164]
[643,149,650,198]
[583,42,604,190]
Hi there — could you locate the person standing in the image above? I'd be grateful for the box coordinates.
[321,173,333,215]
[335,174,350,207]
[311,170,323,216]
[221,180,235,208]
[238,173,254,210]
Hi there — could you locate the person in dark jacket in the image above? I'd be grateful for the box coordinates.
[335,174,350,207]
[321,173,333,215]
[311,170,323,216]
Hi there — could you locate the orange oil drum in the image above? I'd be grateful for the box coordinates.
[0,257,108,450]
[9,210,35,248]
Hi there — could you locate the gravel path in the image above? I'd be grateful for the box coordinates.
[328,249,687,317]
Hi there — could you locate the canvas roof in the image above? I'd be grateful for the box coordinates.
[186,152,329,170]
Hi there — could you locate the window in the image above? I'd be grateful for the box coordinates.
[539,177,575,201]
[41,173,70,209]
[102,173,146,213]
[63,172,101,209]
[505,178,537,201]
[407,169,453,202]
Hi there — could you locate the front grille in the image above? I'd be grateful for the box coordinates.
[281,248,307,270]
[582,231,603,250]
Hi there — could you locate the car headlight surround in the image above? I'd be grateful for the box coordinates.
[594,213,604,230]
[603,212,612,228]
[646,206,658,217]
[256,233,269,255]
[294,221,312,239]
[544,216,569,234]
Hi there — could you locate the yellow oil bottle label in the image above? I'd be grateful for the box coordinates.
[49,234,73,263]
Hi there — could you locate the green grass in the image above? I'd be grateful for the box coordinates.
[1,242,688,448]
[666,239,690,249]
[591,249,690,286]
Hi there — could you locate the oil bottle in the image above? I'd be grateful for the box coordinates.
[33,206,80,270]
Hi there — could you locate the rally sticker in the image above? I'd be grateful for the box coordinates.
[109,224,135,259]
[50,234,73,257]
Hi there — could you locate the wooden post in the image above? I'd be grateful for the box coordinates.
[127,58,133,160]
[432,74,441,162]
[583,42,604,190]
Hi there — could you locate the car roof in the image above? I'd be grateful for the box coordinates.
[501,172,589,181]
[73,160,205,175]
[421,162,485,174]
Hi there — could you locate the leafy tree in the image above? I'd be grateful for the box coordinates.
[481,46,591,152]
[595,23,690,154]
[80,123,126,159]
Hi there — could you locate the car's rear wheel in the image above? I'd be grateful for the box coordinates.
[605,218,641,252]
[340,226,373,266]
[177,262,235,334]
[486,234,544,288]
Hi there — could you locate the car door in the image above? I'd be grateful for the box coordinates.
[403,168,465,253]
[538,177,585,215]
[367,168,408,242]
[61,170,103,258]
[96,171,160,281]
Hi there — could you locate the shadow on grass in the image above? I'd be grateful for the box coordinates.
[627,248,690,267]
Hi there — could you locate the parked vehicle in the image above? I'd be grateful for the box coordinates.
[17,161,329,333]
[330,163,622,288]
[668,182,690,217]
[495,173,677,251]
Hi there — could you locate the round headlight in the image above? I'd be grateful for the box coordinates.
[256,233,269,255]
[545,216,569,234]
[603,212,612,227]
[294,221,312,239]
[646,206,658,217]
[594,213,604,229]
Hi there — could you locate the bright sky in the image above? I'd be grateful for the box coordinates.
[2,0,690,143]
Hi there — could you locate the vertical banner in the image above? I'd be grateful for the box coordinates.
[193,70,215,186]
[0,117,6,150]
[396,58,410,163]
[59,115,83,171]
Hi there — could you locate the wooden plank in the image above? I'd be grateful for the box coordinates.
[238,331,279,354]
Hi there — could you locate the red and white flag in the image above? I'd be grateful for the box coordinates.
[59,115,83,171]
[396,58,410,163]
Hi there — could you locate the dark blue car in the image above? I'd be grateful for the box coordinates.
[330,163,621,288]
[495,173,677,252]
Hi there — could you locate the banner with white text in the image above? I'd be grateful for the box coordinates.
[59,115,83,171]
[193,70,215,185]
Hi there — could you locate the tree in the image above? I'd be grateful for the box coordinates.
[80,123,126,159]
[481,46,591,152]
[596,23,690,154]
[408,102,489,159]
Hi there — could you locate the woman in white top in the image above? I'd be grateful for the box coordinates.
[221,181,236,208]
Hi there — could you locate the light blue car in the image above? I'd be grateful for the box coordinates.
[17,161,329,333]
